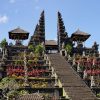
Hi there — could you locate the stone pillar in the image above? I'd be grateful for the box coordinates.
[49,61,51,67]
[72,58,76,66]
[23,50,28,86]
[91,76,95,87]
[44,54,47,60]
[65,50,67,56]
[93,58,96,66]
[83,70,87,79]
[60,50,62,55]
[82,51,85,57]
[51,67,55,78]
[77,62,81,72]
[68,55,71,61]
[2,49,5,59]
[46,59,49,65]
[0,63,3,79]
[44,55,50,65]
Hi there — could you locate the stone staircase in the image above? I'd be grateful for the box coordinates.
[48,53,98,100]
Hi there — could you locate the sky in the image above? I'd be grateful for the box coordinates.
[0,0,100,51]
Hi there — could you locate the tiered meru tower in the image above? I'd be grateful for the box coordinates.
[28,11,45,46]
[57,12,69,52]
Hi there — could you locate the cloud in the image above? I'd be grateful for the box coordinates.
[9,0,16,4]
[0,15,8,24]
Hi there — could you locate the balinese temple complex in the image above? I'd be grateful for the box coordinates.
[0,11,100,100]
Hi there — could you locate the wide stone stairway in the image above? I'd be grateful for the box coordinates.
[48,53,98,100]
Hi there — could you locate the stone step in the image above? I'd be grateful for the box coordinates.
[48,53,98,100]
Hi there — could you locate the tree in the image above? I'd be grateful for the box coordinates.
[0,77,19,99]
[0,77,20,90]
[7,90,18,100]
[28,45,35,52]
[35,44,44,56]
[97,92,100,98]
[0,38,8,48]
[65,43,72,55]
[0,77,29,99]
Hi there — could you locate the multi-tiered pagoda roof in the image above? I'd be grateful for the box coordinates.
[9,27,29,40]
[71,29,91,42]
[28,11,45,46]
[57,12,68,51]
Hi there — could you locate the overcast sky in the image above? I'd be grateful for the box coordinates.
[0,0,100,50]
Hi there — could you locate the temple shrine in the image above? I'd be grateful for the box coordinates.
[0,11,99,100]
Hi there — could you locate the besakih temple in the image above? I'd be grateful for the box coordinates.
[28,11,99,56]
[0,11,100,100]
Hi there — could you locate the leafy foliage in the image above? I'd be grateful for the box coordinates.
[7,90,18,100]
[15,60,23,65]
[0,77,29,99]
[97,93,100,97]
[35,44,44,56]
[18,90,29,95]
[0,77,20,99]
[0,77,19,90]
[65,43,72,54]
[28,45,35,52]
[0,38,8,48]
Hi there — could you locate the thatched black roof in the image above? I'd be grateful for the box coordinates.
[71,29,91,41]
[9,27,29,40]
